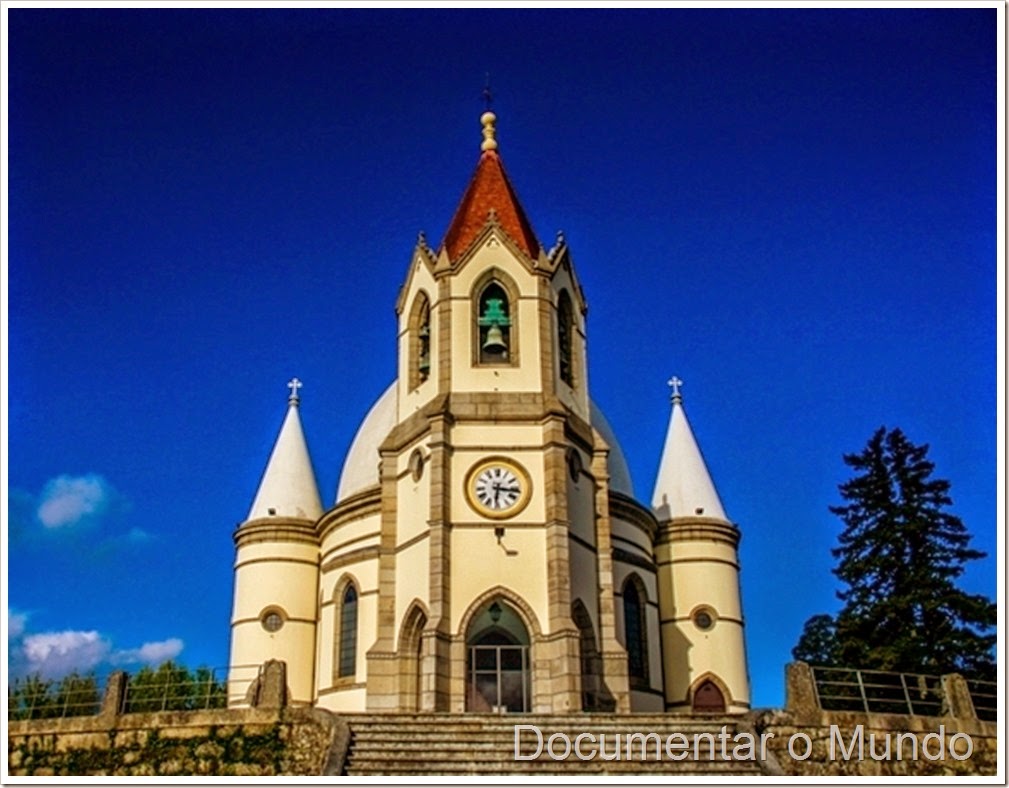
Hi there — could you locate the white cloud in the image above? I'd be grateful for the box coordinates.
[115,638,185,665]
[20,630,111,676]
[11,625,187,678]
[36,474,113,528]
[8,608,27,639]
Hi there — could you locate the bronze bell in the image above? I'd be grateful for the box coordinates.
[483,324,507,354]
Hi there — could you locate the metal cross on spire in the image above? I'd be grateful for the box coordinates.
[482,73,493,111]
[287,377,303,405]
[668,376,683,403]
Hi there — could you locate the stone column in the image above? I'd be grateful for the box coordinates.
[425,413,453,711]
[784,661,820,719]
[591,444,631,712]
[941,673,977,720]
[100,671,128,720]
[540,415,581,714]
[365,449,402,711]
[254,660,289,709]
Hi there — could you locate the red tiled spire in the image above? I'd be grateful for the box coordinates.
[439,115,540,262]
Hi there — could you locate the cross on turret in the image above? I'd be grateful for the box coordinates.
[288,377,303,405]
[668,376,683,403]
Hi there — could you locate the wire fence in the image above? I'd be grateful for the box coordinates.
[811,666,945,716]
[8,664,263,721]
[121,666,228,713]
[8,673,108,721]
[966,678,997,722]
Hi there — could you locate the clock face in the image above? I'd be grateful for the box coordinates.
[466,459,531,519]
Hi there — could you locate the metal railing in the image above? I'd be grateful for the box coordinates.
[224,663,263,708]
[121,666,229,713]
[811,666,945,716]
[966,678,997,722]
[8,674,108,721]
[8,664,264,720]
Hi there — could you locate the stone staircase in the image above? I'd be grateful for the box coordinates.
[341,713,768,776]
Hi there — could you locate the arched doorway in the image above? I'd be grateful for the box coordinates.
[692,678,727,713]
[466,599,530,713]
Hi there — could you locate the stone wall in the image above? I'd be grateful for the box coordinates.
[8,707,346,777]
[746,662,998,777]
[7,661,350,777]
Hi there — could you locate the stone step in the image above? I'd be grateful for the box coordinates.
[343,761,763,775]
[345,755,764,769]
[346,762,763,776]
[342,713,739,724]
[343,721,744,734]
[351,722,746,734]
[341,713,764,777]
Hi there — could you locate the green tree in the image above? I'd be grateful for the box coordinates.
[793,427,995,678]
[53,671,100,717]
[7,672,100,720]
[8,674,55,720]
[124,661,226,712]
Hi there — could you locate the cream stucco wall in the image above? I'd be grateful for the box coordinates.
[566,452,597,547]
[568,541,601,638]
[449,525,548,636]
[230,534,319,704]
[654,523,750,712]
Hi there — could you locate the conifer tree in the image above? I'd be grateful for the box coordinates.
[793,427,995,678]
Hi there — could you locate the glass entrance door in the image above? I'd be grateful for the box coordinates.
[468,644,529,713]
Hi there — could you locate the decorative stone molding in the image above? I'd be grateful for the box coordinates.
[234,518,319,548]
[655,517,740,548]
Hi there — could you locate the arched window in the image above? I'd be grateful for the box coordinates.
[477,282,511,364]
[557,290,575,387]
[409,293,431,390]
[623,577,649,686]
[338,584,358,679]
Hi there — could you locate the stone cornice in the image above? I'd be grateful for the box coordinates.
[378,392,589,456]
[234,517,319,549]
[612,545,657,573]
[655,516,740,548]
[318,485,382,542]
[609,491,659,543]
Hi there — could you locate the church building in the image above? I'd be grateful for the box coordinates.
[228,111,751,716]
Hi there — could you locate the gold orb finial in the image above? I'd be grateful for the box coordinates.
[481,111,498,152]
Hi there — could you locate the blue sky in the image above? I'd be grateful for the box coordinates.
[6,7,999,708]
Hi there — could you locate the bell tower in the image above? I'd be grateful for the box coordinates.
[364,111,628,713]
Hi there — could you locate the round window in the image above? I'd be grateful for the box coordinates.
[262,610,284,633]
[693,609,715,631]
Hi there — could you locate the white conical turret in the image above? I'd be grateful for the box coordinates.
[247,378,323,521]
[651,377,727,522]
